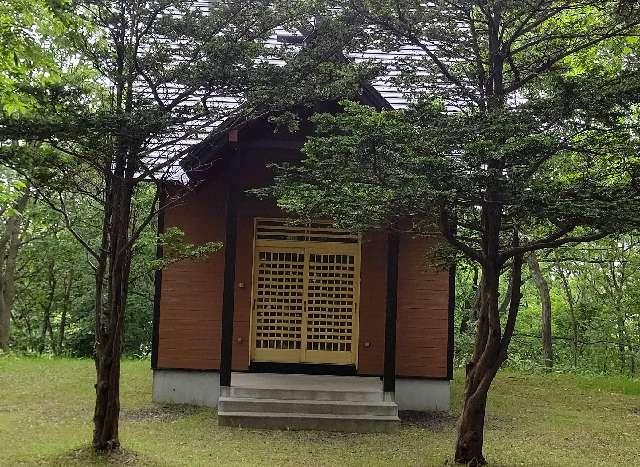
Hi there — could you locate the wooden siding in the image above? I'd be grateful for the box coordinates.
[396,235,450,378]
[157,181,227,369]
[357,231,388,375]
[233,200,283,370]
[157,130,450,377]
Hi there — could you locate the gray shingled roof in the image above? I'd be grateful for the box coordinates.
[149,12,427,183]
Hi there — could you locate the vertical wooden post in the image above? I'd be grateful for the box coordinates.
[447,216,457,380]
[383,230,400,393]
[447,262,456,380]
[220,177,238,387]
[151,184,166,370]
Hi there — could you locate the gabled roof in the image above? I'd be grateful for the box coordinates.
[158,20,427,183]
[181,79,393,179]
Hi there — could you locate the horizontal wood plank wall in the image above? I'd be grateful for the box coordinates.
[232,149,288,370]
[232,209,252,371]
[157,182,227,370]
[233,199,283,370]
[357,231,387,375]
[396,234,450,378]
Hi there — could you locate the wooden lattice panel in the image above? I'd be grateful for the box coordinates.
[251,219,360,365]
[252,249,305,362]
[255,218,359,245]
[306,253,356,356]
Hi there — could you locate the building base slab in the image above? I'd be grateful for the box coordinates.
[152,370,450,412]
[395,379,451,411]
[152,370,220,407]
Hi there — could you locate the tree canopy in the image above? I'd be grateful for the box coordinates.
[270,2,640,464]
[1,0,640,464]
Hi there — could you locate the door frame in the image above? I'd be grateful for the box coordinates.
[248,217,361,368]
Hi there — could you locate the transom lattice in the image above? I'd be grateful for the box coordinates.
[251,219,360,365]
[255,218,359,244]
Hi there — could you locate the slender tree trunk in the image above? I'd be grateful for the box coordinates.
[39,261,57,354]
[527,253,553,369]
[460,267,479,334]
[615,310,627,374]
[0,190,29,351]
[455,250,524,465]
[58,274,73,353]
[92,148,135,450]
[454,120,519,465]
[0,283,11,351]
[18,307,33,341]
[455,262,500,466]
[471,275,483,322]
[498,267,512,316]
[92,18,136,446]
[555,261,579,367]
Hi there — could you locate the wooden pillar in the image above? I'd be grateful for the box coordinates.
[219,180,238,387]
[447,216,457,380]
[447,262,456,380]
[151,184,166,370]
[383,230,400,393]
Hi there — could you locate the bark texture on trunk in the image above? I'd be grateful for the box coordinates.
[0,190,29,351]
[527,253,553,369]
[39,261,57,354]
[92,155,134,451]
[555,261,579,367]
[454,266,500,466]
[58,273,73,353]
[460,267,479,334]
[455,253,524,465]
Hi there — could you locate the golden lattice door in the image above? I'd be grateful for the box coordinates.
[250,219,360,366]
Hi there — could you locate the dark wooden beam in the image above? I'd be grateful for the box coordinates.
[151,184,167,370]
[383,230,400,393]
[219,178,238,387]
[447,217,457,380]
[447,262,456,380]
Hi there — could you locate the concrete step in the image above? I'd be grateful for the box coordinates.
[218,396,398,417]
[228,386,384,402]
[218,411,400,433]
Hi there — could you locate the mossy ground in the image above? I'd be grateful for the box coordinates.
[1,356,639,466]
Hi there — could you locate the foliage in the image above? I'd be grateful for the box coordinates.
[0,0,68,114]
[454,235,640,377]
[1,0,640,461]
[268,3,640,462]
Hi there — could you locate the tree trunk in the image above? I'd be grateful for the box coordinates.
[527,253,553,369]
[498,267,512,316]
[92,156,135,451]
[58,273,73,354]
[455,251,524,465]
[460,267,479,334]
[455,264,499,465]
[555,260,579,367]
[0,190,29,351]
[616,311,627,374]
[39,261,57,354]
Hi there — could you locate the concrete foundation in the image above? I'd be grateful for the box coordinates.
[395,378,451,411]
[152,370,220,407]
[152,370,450,412]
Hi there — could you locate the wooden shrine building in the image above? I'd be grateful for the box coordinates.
[151,89,454,432]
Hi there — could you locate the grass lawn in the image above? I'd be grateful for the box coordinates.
[1,357,639,466]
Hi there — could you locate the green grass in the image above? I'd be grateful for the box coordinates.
[1,356,639,466]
